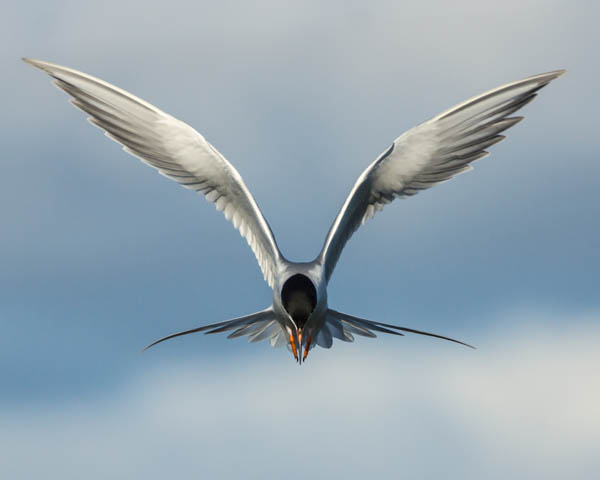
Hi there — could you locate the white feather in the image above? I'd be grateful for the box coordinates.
[25,58,282,289]
[318,70,566,283]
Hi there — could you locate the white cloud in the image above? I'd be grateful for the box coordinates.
[2,312,599,479]
[5,0,590,274]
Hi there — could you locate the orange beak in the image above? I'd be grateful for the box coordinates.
[288,329,312,364]
[303,333,312,362]
[289,332,298,361]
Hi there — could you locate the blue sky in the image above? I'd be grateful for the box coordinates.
[1,0,599,478]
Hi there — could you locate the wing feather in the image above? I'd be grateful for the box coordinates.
[318,70,565,283]
[26,58,282,288]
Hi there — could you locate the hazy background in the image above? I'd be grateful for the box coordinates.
[2,0,599,478]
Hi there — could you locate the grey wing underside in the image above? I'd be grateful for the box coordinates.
[318,70,566,284]
[142,308,289,351]
[25,58,282,288]
[312,309,474,349]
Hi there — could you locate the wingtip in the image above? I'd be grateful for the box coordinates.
[22,57,41,68]
[519,69,567,88]
[22,57,52,73]
[547,69,567,80]
[540,69,567,82]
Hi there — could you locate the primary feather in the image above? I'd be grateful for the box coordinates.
[23,58,282,288]
[318,70,566,284]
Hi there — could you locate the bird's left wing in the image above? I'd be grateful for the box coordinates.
[25,58,282,288]
[318,70,565,283]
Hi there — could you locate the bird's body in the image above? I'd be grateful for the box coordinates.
[25,58,564,362]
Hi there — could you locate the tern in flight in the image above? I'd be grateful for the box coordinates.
[26,58,564,362]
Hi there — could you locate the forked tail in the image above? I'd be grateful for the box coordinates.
[314,309,475,349]
[142,307,286,351]
[142,307,474,355]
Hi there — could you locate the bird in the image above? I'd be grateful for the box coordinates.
[25,58,565,363]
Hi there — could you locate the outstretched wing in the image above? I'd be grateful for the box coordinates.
[25,58,282,288]
[318,70,565,283]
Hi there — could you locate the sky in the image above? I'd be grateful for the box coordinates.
[1,0,599,478]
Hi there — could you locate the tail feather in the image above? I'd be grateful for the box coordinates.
[333,310,404,337]
[142,308,280,351]
[339,319,377,338]
[227,318,272,339]
[316,324,333,349]
[325,315,354,342]
[325,309,475,349]
[248,320,279,343]
[270,329,287,348]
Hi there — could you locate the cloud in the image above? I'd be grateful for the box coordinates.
[3,4,598,478]
[3,311,599,479]
[4,0,589,276]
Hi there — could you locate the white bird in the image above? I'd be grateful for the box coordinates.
[25,58,564,363]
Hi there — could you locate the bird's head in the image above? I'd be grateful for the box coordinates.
[281,274,317,363]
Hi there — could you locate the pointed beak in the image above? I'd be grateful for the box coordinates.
[288,326,307,364]
[288,327,299,363]
[302,330,312,362]
[297,328,312,364]
[287,319,312,364]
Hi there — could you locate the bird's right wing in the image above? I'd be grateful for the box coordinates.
[318,70,565,284]
[25,58,282,288]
